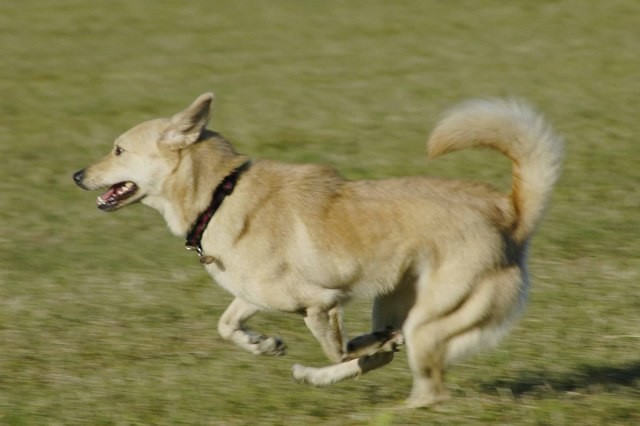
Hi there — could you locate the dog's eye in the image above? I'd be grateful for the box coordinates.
[114,146,124,156]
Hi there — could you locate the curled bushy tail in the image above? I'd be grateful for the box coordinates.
[428,99,564,243]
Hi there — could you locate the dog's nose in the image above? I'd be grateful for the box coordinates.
[73,169,87,189]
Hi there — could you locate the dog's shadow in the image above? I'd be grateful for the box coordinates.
[477,360,640,397]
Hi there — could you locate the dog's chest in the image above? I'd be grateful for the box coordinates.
[203,261,301,311]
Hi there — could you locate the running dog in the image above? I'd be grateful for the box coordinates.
[73,93,563,407]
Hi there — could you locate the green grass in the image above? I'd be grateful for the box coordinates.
[1,0,639,424]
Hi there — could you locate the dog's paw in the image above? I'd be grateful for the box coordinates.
[404,389,451,409]
[384,330,405,352]
[291,362,352,387]
[291,364,308,384]
[291,364,330,386]
[345,328,404,358]
[253,335,287,356]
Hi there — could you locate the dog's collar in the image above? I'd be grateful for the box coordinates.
[185,160,251,262]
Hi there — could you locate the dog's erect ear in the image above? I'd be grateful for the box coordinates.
[162,92,214,150]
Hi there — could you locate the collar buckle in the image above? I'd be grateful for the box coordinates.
[185,244,204,257]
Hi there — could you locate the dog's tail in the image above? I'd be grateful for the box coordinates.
[427,99,564,243]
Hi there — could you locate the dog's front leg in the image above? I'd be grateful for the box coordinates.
[217,297,286,356]
[304,305,347,363]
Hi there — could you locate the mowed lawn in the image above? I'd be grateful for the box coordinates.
[1,0,639,424]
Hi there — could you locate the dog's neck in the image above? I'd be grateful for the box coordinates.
[141,196,188,236]
[142,196,192,237]
[142,138,250,238]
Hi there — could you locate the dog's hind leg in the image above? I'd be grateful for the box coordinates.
[292,349,395,386]
[292,329,402,386]
[293,283,413,386]
[403,266,524,408]
[218,297,287,356]
[343,272,415,360]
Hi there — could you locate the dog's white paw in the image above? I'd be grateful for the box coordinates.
[404,390,451,409]
[251,335,287,356]
[291,363,348,387]
[291,364,308,384]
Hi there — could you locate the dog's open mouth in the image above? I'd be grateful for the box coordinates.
[97,181,138,212]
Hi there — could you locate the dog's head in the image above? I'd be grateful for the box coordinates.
[73,93,214,212]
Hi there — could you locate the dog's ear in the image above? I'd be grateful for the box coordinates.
[162,92,214,150]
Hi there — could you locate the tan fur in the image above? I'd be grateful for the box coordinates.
[74,93,563,407]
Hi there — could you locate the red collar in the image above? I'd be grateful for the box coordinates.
[185,161,251,262]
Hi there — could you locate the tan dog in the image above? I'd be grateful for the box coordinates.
[73,93,563,407]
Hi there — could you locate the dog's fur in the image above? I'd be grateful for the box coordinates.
[74,93,563,407]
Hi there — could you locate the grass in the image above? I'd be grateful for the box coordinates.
[1,0,639,424]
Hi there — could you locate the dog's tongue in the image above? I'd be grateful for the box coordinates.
[96,181,137,210]
[97,185,118,205]
[100,186,117,200]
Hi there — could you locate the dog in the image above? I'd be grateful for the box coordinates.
[73,93,563,407]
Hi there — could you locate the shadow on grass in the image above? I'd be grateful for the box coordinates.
[478,361,640,397]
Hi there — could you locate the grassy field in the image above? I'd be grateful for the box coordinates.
[1,0,639,424]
